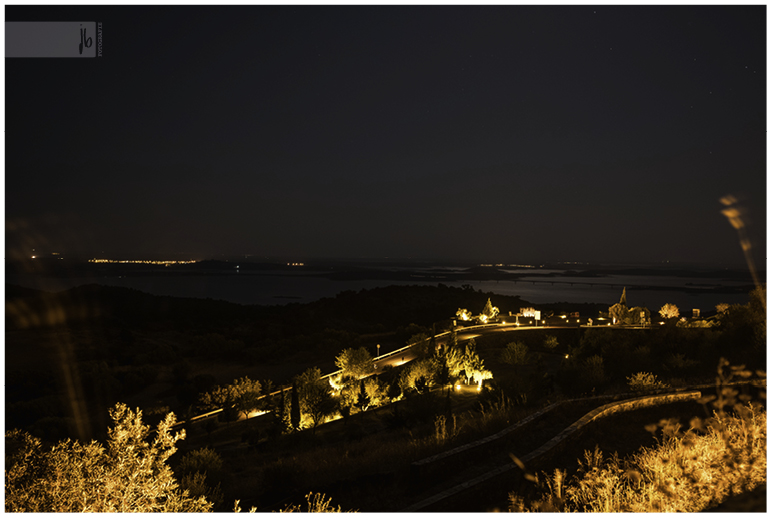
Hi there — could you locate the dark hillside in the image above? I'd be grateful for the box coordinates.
[5,283,532,442]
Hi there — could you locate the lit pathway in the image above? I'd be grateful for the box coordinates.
[182,321,587,425]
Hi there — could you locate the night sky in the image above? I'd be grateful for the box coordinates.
[5,4,767,266]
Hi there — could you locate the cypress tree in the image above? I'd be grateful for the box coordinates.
[276,386,289,434]
[356,379,371,412]
[290,383,301,431]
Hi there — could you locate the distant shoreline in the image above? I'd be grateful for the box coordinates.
[6,257,762,280]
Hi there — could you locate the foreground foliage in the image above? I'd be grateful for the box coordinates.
[512,405,765,512]
[510,361,766,512]
[5,404,212,512]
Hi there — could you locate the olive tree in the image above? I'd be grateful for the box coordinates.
[295,367,336,432]
[398,358,438,394]
[199,376,262,420]
[443,338,493,386]
[335,347,374,380]
[659,303,680,320]
[462,339,492,386]
[5,403,211,512]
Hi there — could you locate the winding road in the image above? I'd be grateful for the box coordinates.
[183,320,586,425]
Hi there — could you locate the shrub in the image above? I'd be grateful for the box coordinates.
[276,492,353,512]
[199,376,262,419]
[501,341,529,365]
[398,358,438,394]
[510,359,767,512]
[176,447,227,509]
[543,335,559,350]
[583,355,606,389]
[626,372,669,392]
[511,404,766,512]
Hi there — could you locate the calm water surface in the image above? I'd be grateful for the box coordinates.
[6,270,755,313]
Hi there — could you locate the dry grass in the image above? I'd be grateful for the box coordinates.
[225,386,528,510]
[510,359,767,513]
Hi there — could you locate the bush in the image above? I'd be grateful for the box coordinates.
[519,404,766,512]
[510,359,767,512]
[176,447,226,510]
[583,355,606,389]
[398,358,439,394]
[543,335,559,350]
[626,372,669,392]
[501,341,529,365]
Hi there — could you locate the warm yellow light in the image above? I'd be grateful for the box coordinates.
[456,384,461,390]
[88,258,197,265]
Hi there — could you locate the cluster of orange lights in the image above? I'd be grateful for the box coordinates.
[479,263,538,268]
[88,259,197,266]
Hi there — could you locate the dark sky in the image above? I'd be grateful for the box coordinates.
[5,5,767,266]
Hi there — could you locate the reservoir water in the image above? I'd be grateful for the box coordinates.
[6,268,756,313]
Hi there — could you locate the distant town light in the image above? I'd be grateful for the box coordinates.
[89,258,197,266]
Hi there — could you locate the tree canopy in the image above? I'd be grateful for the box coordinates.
[295,367,336,431]
[199,376,263,420]
[334,347,374,380]
[659,303,680,320]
